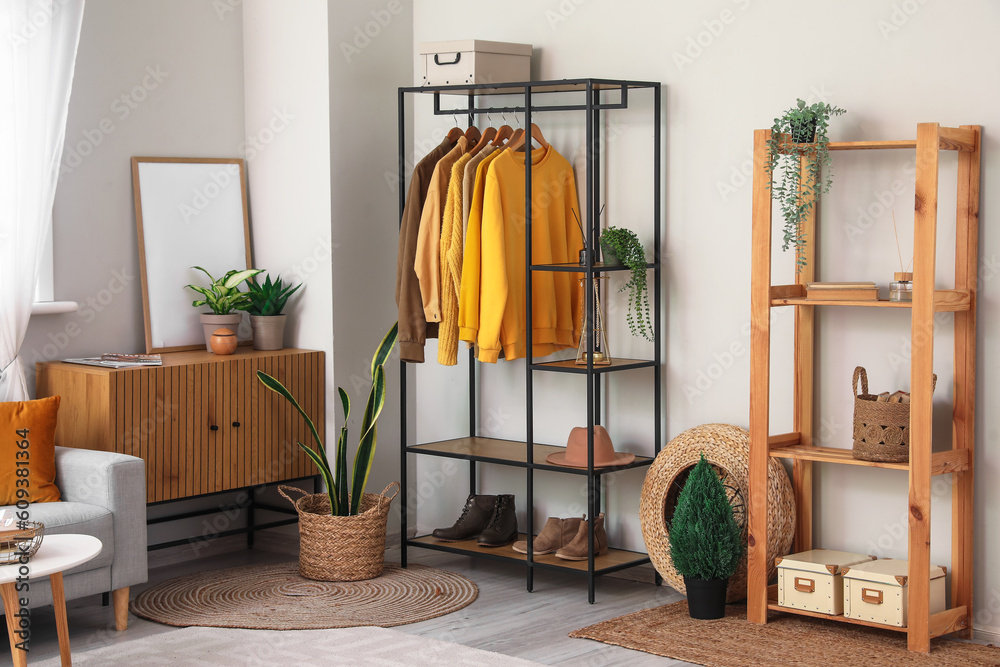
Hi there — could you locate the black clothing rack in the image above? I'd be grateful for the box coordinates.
[397,78,662,603]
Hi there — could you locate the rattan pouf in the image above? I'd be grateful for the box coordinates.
[639,423,795,602]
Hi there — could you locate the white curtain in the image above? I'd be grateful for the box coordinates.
[0,0,85,400]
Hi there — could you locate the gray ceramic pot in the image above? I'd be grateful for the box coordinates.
[200,313,243,352]
[250,314,287,351]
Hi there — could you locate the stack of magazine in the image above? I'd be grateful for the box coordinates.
[63,353,163,369]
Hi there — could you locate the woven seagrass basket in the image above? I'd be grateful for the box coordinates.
[852,366,936,463]
[279,482,398,582]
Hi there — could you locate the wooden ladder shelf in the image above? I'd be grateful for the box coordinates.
[747,123,981,653]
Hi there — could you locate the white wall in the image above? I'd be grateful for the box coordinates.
[328,0,413,535]
[411,0,1000,635]
[22,0,246,392]
[242,0,333,495]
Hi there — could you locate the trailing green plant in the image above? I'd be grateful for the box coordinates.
[257,322,398,516]
[766,99,847,272]
[243,273,302,316]
[599,227,652,341]
[668,454,744,581]
[185,266,263,315]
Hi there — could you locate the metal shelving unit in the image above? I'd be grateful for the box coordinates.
[397,78,662,602]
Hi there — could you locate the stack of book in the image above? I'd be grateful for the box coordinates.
[64,353,163,369]
[805,281,878,301]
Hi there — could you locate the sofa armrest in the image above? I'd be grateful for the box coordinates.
[54,446,148,589]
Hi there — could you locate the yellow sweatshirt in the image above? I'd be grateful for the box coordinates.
[458,148,502,348]
[437,152,473,365]
[477,146,584,364]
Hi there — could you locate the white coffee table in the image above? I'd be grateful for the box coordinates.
[0,534,102,667]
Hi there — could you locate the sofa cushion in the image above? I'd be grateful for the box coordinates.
[0,396,62,504]
[9,501,115,574]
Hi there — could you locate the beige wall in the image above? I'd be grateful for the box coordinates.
[410,0,1000,636]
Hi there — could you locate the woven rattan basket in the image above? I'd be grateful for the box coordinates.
[852,366,936,463]
[279,482,398,582]
[639,424,795,602]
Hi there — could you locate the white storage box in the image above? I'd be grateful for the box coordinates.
[418,40,531,86]
[843,558,946,627]
[776,549,875,615]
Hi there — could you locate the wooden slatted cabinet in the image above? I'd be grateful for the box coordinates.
[36,348,325,503]
[747,123,980,653]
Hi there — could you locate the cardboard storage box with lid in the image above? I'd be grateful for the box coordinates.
[418,40,531,86]
[843,558,947,627]
[776,549,876,615]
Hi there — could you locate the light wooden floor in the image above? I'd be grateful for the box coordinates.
[10,532,693,666]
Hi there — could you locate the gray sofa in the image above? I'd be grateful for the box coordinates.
[1,446,147,630]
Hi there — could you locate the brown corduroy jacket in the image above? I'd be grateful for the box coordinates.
[395,138,453,363]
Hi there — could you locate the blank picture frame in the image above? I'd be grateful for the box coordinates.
[132,157,253,353]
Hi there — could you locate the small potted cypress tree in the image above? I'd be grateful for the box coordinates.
[668,454,744,619]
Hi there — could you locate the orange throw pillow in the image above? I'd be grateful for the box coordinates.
[0,396,62,505]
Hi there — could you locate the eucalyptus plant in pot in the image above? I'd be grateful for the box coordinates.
[242,273,302,351]
[766,99,847,272]
[185,266,263,351]
[260,322,399,582]
[668,454,744,619]
[599,226,653,341]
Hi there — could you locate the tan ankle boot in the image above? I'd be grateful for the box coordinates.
[554,514,607,560]
[512,516,582,555]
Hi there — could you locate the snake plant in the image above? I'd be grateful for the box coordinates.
[185,266,263,314]
[257,322,398,516]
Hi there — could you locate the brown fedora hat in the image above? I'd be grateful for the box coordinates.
[546,425,635,468]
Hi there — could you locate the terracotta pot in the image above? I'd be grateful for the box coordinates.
[200,313,242,352]
[250,315,287,351]
[210,327,238,355]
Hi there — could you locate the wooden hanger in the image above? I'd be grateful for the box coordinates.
[446,127,464,143]
[492,124,514,147]
[470,127,497,154]
[463,126,482,151]
[506,123,549,153]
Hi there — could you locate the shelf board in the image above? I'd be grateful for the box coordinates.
[407,436,653,474]
[769,287,971,312]
[531,262,657,273]
[775,129,974,153]
[408,533,651,575]
[400,78,659,97]
[531,358,656,374]
[767,586,969,638]
[769,443,969,476]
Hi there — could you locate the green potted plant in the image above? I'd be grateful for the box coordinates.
[599,227,653,341]
[242,273,302,351]
[185,266,263,351]
[260,322,399,582]
[766,99,847,272]
[668,454,744,619]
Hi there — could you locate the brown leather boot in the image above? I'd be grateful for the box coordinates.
[512,516,582,555]
[477,494,517,547]
[554,513,608,560]
[432,494,496,542]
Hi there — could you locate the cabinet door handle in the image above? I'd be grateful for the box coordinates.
[232,421,241,428]
[210,424,219,432]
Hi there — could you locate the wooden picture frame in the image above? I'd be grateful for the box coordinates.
[132,157,253,353]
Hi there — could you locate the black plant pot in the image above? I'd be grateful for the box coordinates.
[791,119,817,144]
[683,576,729,619]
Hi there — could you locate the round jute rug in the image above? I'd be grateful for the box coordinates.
[130,562,478,629]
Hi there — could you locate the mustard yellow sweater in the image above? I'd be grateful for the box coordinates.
[458,148,502,349]
[437,152,474,365]
[476,146,584,363]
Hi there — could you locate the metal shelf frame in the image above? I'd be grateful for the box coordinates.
[397,78,663,603]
